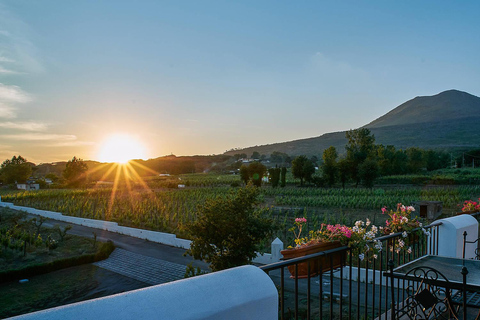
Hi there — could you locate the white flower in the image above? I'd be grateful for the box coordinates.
[419,222,423,227]
[398,240,405,248]
[407,247,412,254]
[355,220,364,227]
[371,225,378,233]
[373,254,378,259]
[366,218,371,226]
[353,226,359,233]
[407,206,415,212]
[402,231,408,238]
[359,253,365,261]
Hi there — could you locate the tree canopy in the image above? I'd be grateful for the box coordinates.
[186,185,275,271]
[291,155,315,186]
[0,155,32,184]
[63,156,88,187]
[239,162,267,187]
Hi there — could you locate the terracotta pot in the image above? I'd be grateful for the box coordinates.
[280,241,345,279]
[456,210,479,216]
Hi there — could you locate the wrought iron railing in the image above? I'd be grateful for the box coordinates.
[260,222,442,320]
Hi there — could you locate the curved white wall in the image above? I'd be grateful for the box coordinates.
[437,214,478,258]
[8,265,278,320]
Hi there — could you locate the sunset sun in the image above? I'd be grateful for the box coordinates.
[98,134,146,163]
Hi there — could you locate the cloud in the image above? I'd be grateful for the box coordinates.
[0,102,16,118]
[0,56,14,63]
[0,133,77,141]
[0,121,48,131]
[0,83,31,103]
[47,141,96,147]
[0,66,19,74]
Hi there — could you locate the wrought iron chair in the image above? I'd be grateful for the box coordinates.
[391,266,458,320]
[450,232,480,319]
[462,231,480,260]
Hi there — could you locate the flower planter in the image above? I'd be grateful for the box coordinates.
[456,210,479,216]
[280,241,345,279]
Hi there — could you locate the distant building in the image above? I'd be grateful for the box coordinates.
[17,183,40,191]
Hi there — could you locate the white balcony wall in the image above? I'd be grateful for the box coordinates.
[8,265,278,320]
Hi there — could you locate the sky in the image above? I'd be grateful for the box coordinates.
[0,0,479,164]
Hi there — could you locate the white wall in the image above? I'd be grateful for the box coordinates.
[437,214,478,258]
[0,200,283,262]
[7,265,278,320]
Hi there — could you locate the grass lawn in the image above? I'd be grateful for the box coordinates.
[0,264,149,318]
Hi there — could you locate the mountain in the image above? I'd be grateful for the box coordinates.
[225,90,480,157]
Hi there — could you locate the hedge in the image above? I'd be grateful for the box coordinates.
[0,240,115,283]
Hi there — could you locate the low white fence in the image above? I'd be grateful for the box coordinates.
[0,199,284,263]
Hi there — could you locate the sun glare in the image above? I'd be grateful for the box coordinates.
[98,134,146,164]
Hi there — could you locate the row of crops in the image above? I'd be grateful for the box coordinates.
[265,185,480,210]
[2,182,479,241]
[0,188,233,238]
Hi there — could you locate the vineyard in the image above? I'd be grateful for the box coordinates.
[2,172,480,244]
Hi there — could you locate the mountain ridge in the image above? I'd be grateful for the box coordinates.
[225,89,480,157]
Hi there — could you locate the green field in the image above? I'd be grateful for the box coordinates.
[2,172,479,246]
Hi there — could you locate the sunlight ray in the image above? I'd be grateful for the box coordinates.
[107,164,122,219]
[129,160,160,175]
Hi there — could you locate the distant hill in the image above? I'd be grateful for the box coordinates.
[225,90,480,157]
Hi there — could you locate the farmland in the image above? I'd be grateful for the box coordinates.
[2,172,480,245]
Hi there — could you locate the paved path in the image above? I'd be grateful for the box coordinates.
[19,212,210,285]
[94,248,187,285]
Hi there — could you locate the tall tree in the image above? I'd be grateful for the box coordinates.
[337,158,350,189]
[186,185,274,271]
[251,151,260,160]
[247,162,267,187]
[322,146,338,186]
[0,155,32,184]
[239,162,267,187]
[291,155,315,186]
[406,147,424,173]
[359,158,379,188]
[345,128,376,186]
[239,165,249,185]
[280,167,287,187]
[63,156,88,187]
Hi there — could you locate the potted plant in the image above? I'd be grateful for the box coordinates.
[380,203,427,254]
[456,199,480,215]
[281,218,381,278]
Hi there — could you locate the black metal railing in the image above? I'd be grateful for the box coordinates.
[260,222,442,320]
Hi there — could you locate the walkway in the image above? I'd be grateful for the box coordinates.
[94,248,187,285]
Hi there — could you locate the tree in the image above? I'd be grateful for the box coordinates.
[186,185,275,271]
[239,165,249,185]
[406,147,424,173]
[63,156,88,187]
[248,162,267,187]
[359,158,379,188]
[291,155,315,186]
[268,167,281,188]
[337,158,350,189]
[251,151,260,160]
[322,146,338,186]
[239,162,267,187]
[280,167,287,187]
[345,128,376,186]
[0,155,32,184]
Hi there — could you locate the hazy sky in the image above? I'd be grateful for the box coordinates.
[1,0,479,163]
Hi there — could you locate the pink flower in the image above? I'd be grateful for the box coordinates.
[295,217,307,223]
[381,207,387,214]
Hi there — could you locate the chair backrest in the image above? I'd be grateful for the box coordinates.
[463,231,480,259]
[397,266,454,320]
